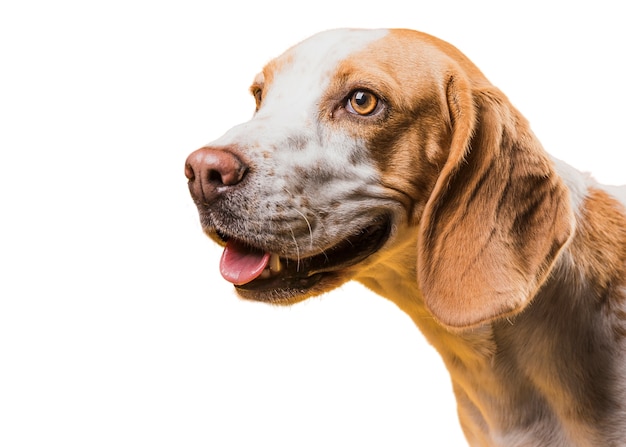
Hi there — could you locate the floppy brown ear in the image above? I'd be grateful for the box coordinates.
[417,73,574,329]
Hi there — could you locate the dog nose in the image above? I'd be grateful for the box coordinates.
[185,147,248,203]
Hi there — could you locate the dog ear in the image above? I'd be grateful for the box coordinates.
[417,73,574,329]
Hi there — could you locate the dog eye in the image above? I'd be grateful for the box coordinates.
[251,87,263,111]
[347,90,379,116]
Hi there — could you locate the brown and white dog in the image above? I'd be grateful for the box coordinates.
[185,29,626,446]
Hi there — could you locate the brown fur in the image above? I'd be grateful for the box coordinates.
[333,30,575,328]
[186,28,626,446]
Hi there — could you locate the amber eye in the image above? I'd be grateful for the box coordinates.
[347,90,379,116]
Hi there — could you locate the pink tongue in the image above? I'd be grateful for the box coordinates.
[220,240,271,285]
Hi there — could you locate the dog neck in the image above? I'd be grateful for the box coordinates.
[356,194,626,445]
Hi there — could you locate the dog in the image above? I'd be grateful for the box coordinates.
[185,29,626,446]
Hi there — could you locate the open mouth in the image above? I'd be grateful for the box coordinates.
[213,216,391,300]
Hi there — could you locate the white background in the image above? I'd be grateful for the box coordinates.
[1,1,624,446]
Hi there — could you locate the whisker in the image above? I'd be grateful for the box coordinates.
[293,208,314,250]
[288,226,301,271]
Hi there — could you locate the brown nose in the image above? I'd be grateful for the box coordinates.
[184,147,248,203]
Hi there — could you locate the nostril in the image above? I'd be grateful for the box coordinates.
[208,168,223,184]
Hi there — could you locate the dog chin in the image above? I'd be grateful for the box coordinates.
[233,270,352,305]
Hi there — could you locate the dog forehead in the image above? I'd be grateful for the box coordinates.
[261,28,389,100]
[284,28,389,67]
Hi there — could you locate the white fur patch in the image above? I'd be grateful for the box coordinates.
[550,155,592,214]
[551,155,626,211]
[207,29,391,256]
[212,28,389,149]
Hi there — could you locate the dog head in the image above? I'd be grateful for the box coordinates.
[185,29,573,328]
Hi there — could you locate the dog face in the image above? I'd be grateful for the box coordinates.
[186,29,414,303]
[185,28,573,328]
